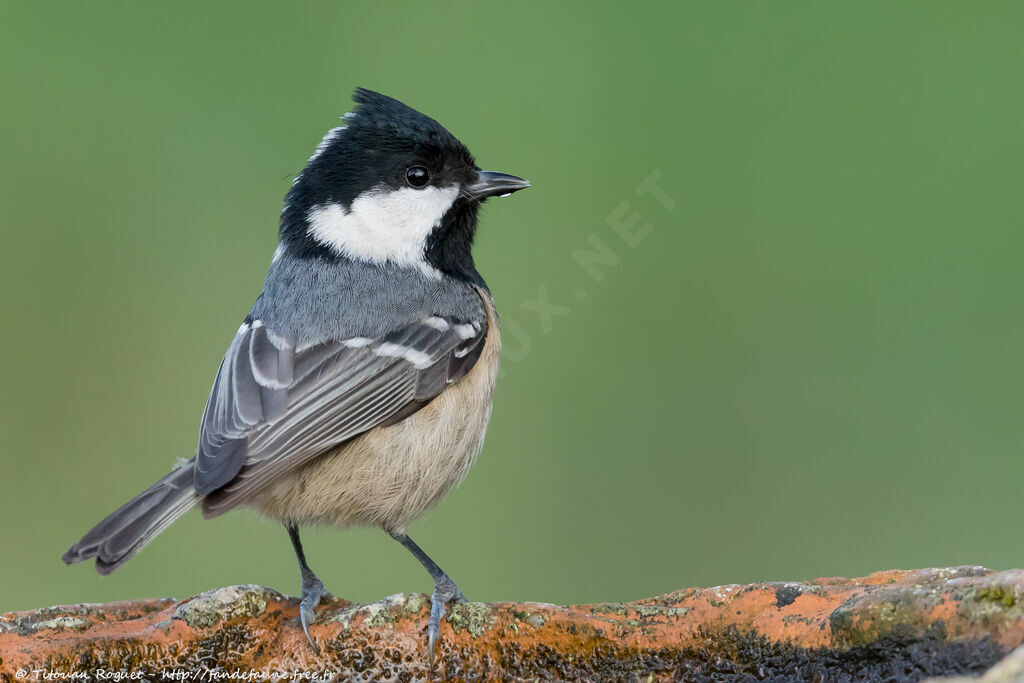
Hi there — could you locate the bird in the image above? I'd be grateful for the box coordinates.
[61,87,530,661]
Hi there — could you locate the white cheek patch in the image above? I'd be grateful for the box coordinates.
[306,185,459,276]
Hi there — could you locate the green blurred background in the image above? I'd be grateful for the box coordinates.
[2,2,1023,613]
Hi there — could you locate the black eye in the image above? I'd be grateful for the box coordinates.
[406,166,430,188]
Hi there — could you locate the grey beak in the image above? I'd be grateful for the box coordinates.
[463,170,531,201]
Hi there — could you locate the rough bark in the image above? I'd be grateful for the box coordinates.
[3,566,1024,681]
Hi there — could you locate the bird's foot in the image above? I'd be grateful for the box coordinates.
[427,574,465,668]
[299,573,326,654]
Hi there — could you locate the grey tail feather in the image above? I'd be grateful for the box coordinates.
[62,459,199,575]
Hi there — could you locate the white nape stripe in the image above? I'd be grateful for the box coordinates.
[271,244,286,264]
[423,316,450,331]
[342,337,374,348]
[308,126,346,163]
[306,184,459,277]
[375,342,433,370]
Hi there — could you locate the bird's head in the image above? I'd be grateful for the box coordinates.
[279,88,529,282]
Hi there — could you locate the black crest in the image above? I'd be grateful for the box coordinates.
[347,89,473,158]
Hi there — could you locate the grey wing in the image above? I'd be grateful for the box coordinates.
[193,315,487,517]
[193,322,292,496]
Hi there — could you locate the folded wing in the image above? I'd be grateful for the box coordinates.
[194,312,487,517]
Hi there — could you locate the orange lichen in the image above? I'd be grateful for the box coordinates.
[2,567,1022,680]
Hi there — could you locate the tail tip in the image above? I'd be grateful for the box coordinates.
[62,542,94,566]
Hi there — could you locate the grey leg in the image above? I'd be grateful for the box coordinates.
[390,531,466,665]
[287,524,326,654]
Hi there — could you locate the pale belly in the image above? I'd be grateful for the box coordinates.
[250,299,501,534]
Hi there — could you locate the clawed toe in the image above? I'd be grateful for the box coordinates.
[388,532,467,669]
[286,525,328,655]
[426,578,463,667]
[299,577,325,654]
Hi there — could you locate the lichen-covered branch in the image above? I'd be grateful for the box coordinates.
[2,567,1024,681]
